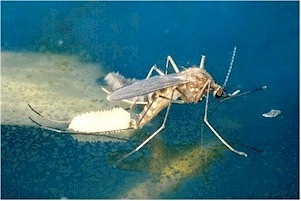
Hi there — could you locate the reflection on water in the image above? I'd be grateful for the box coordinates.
[110,133,226,199]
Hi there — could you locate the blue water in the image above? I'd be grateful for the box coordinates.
[1,1,299,199]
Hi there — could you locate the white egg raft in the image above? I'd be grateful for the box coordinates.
[68,107,132,133]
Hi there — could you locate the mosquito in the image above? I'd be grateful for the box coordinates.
[29,47,266,165]
[104,47,261,165]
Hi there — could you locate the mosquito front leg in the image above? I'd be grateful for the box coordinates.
[195,79,211,103]
[203,83,247,157]
[114,89,175,166]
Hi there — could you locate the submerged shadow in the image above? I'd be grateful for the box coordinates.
[108,133,227,199]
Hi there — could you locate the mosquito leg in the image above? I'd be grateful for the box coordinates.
[166,56,180,74]
[28,104,70,124]
[148,56,180,77]
[29,116,131,141]
[195,79,211,103]
[146,64,165,78]
[203,83,247,157]
[101,86,111,95]
[114,90,175,166]
[29,116,70,133]
[143,88,183,105]
[199,55,206,69]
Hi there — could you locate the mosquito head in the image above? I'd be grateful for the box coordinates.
[213,86,225,98]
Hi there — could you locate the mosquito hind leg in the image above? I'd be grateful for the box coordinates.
[114,89,175,166]
[28,104,70,124]
[29,116,70,133]
[29,116,132,142]
[203,83,247,157]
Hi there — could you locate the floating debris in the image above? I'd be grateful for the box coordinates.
[262,109,281,118]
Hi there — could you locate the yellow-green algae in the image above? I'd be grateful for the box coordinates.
[1,51,132,142]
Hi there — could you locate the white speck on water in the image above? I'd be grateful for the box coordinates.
[262,109,281,118]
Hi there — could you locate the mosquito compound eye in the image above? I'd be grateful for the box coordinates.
[213,87,225,98]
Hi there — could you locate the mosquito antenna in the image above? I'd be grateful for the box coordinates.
[222,46,237,88]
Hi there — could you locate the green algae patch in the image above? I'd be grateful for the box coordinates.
[1,51,113,126]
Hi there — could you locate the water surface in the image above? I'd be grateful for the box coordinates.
[1,1,299,199]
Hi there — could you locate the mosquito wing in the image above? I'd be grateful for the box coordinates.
[107,73,190,101]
